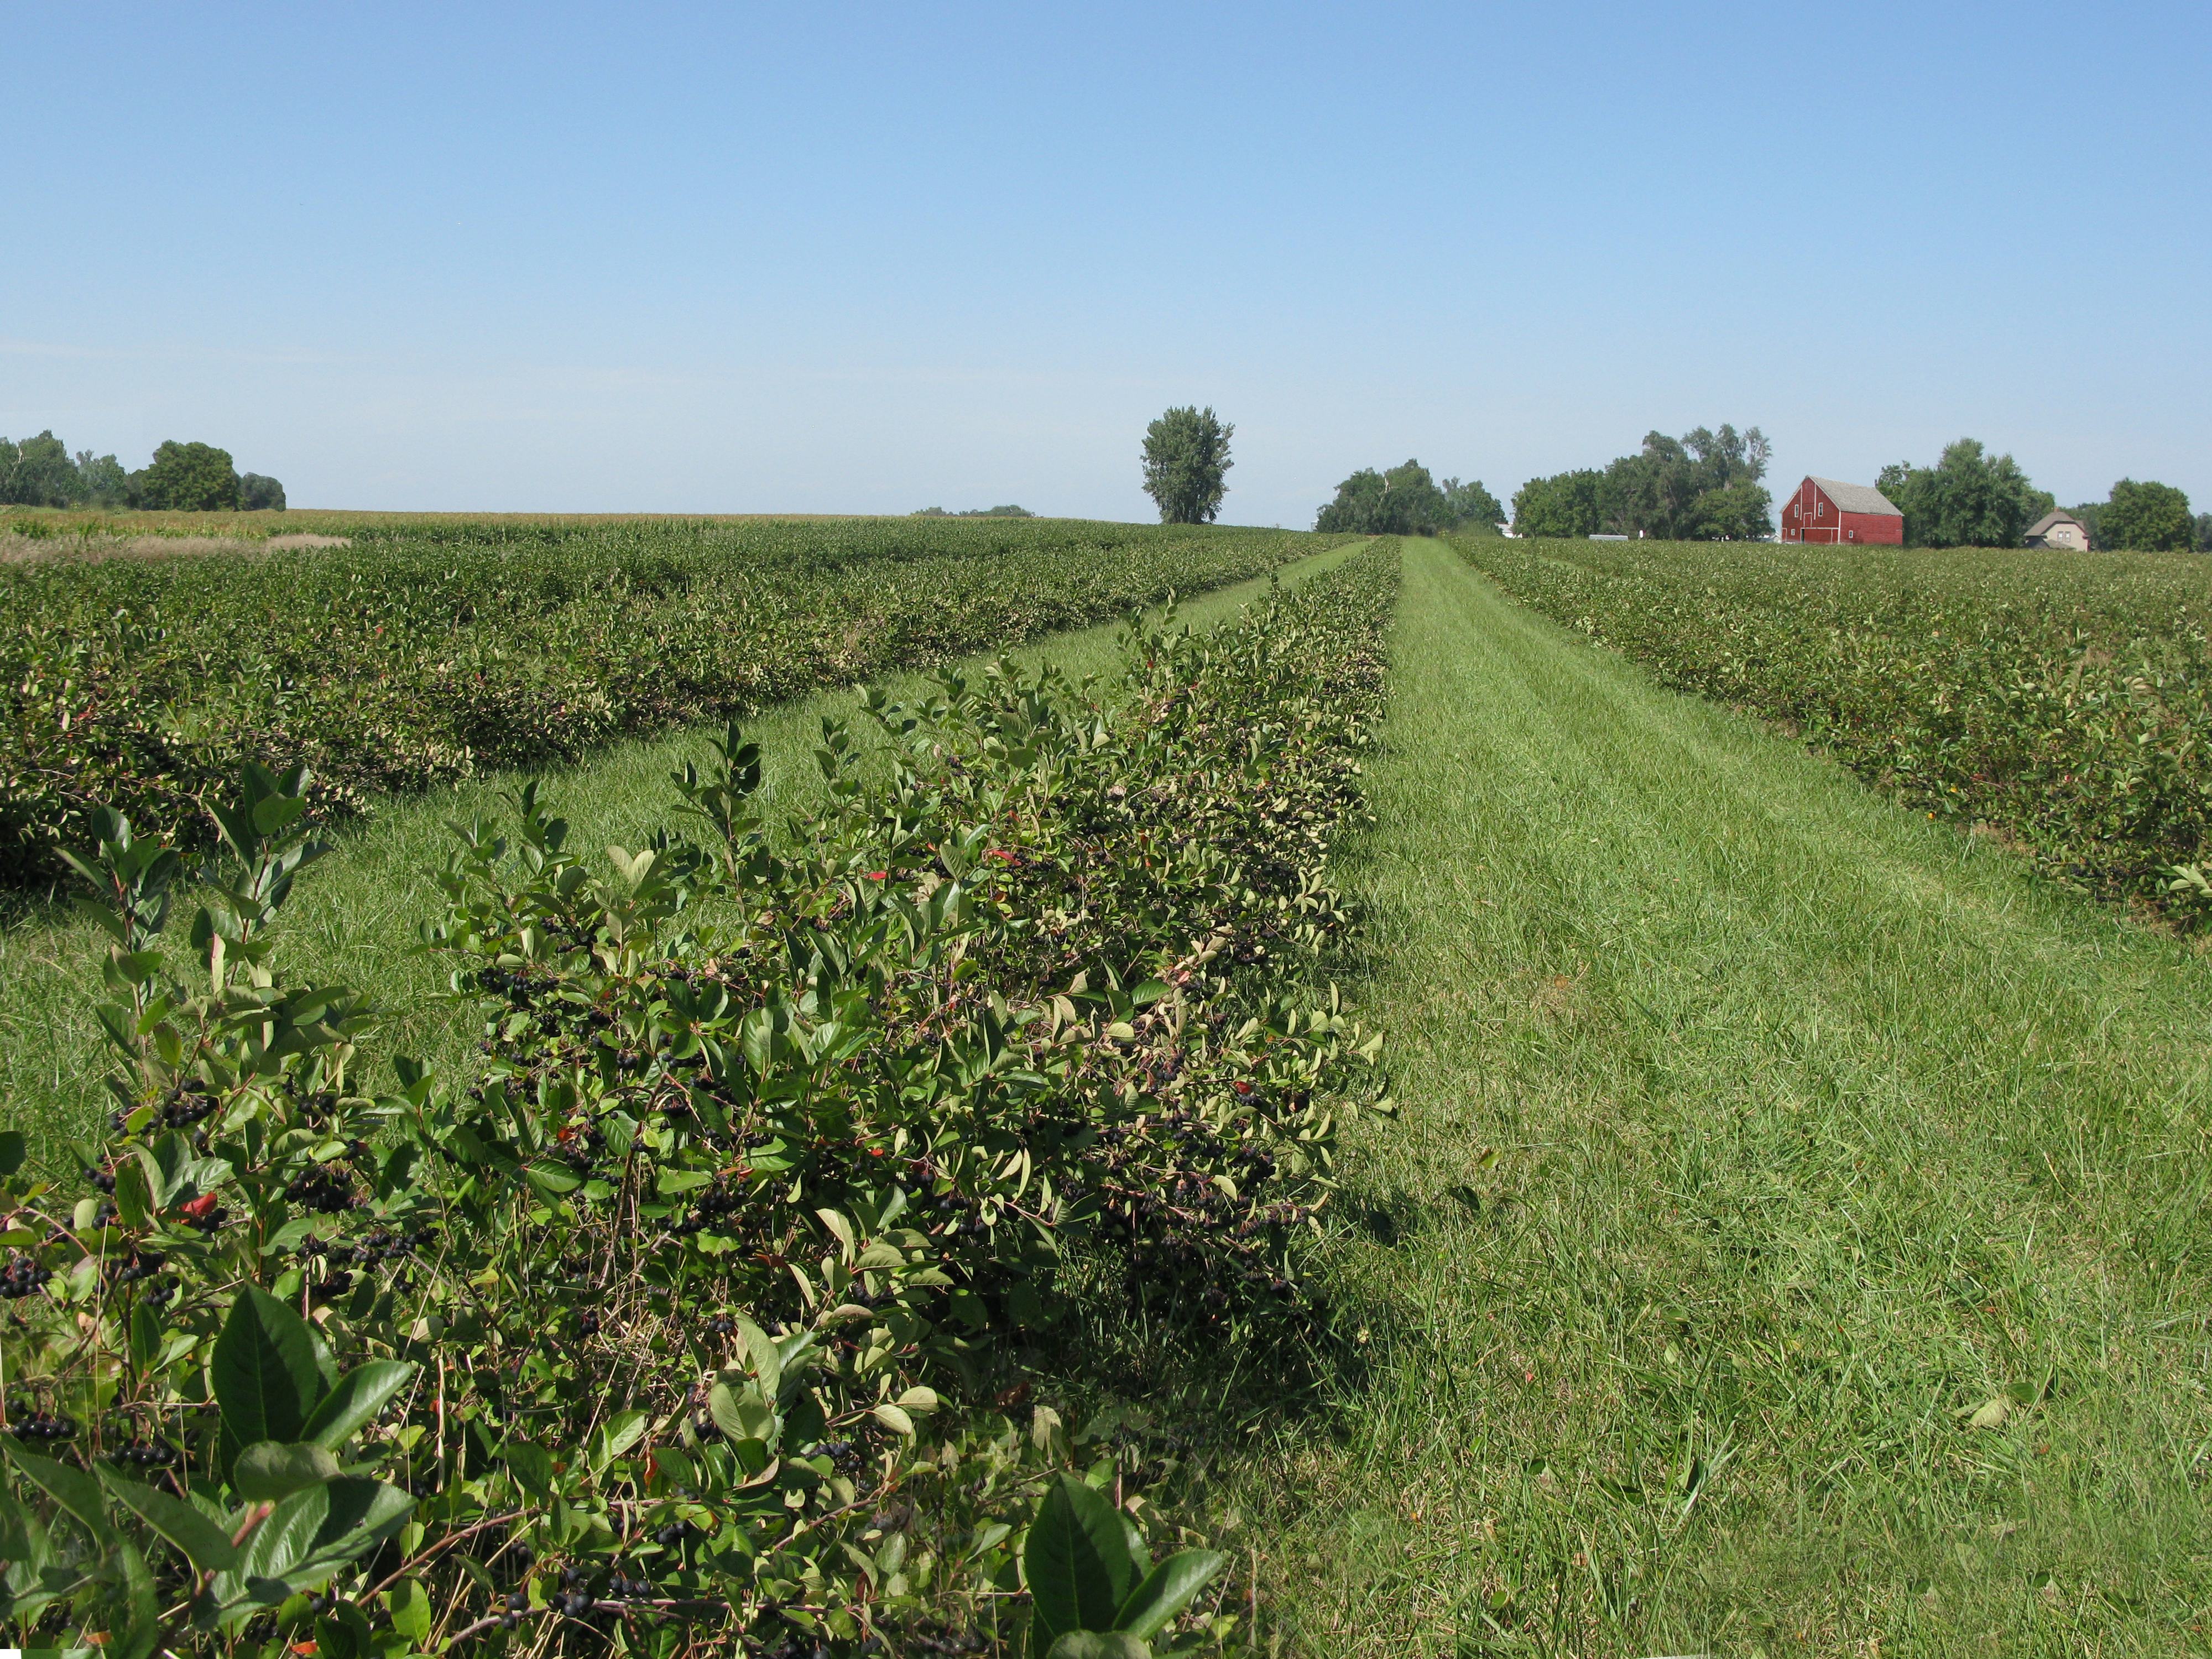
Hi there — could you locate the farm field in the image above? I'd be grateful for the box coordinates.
[1457,534,2212,923]
[0,536,1363,1168]
[8,529,2212,1656]
[0,513,1335,883]
[1239,540,2212,1655]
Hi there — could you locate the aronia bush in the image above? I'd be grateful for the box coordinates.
[0,544,1398,1656]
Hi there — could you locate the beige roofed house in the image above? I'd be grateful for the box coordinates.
[2025,510,2090,550]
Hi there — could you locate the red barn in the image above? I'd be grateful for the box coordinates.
[1780,476,1904,545]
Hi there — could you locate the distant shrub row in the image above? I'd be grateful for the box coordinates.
[1462,534,2212,921]
[0,517,1333,885]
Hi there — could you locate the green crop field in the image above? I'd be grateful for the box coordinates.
[0,513,1338,885]
[4,524,2210,1658]
[1457,533,2212,923]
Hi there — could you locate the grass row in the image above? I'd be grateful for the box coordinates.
[1237,539,2212,1656]
[2,515,1340,884]
[1455,533,2212,923]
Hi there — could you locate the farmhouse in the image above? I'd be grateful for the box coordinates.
[1780,476,1905,545]
[2025,510,2091,550]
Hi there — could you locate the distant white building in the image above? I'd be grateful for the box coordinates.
[2025,510,2091,550]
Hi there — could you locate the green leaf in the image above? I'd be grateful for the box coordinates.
[520,1161,582,1198]
[1025,1474,1134,1647]
[1050,1635,1149,1659]
[1113,1548,1226,1640]
[212,1286,325,1449]
[502,1439,555,1501]
[114,1538,162,1659]
[872,1402,915,1436]
[3,1441,117,1546]
[97,1464,239,1571]
[300,1360,417,1452]
[0,1129,24,1176]
[234,1441,342,1501]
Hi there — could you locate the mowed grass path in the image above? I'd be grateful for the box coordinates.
[1248,539,2212,1656]
[0,543,1359,1160]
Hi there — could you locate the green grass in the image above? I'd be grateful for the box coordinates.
[0,541,1361,1166]
[1236,539,2212,1656]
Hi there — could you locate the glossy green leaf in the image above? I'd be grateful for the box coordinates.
[301,1360,418,1451]
[97,1464,239,1571]
[212,1285,324,1449]
[1025,1474,1134,1646]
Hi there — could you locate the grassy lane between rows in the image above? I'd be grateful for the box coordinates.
[0,541,1364,1164]
[1239,538,2212,1656]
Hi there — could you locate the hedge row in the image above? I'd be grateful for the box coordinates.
[1,518,1339,885]
[1460,535,2212,920]
[0,542,1400,1655]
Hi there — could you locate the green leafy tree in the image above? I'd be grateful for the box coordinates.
[2195,511,2211,552]
[1511,468,1609,538]
[2095,478,2194,551]
[1876,440,2052,547]
[1,431,86,507]
[75,450,128,507]
[1314,460,1451,535]
[1140,406,1233,524]
[1440,476,1506,533]
[238,472,286,512]
[127,440,241,512]
[1514,424,1771,540]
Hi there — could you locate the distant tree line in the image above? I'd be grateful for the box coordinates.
[0,431,284,512]
[1512,425,1773,540]
[912,504,1035,518]
[1879,440,2201,551]
[1313,461,1504,535]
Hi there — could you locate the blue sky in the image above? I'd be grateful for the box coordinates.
[4,2,2205,524]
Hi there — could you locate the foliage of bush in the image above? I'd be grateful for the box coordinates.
[0,543,1397,1655]
[0,519,1337,885]
[1460,535,2212,920]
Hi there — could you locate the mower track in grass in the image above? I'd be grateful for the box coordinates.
[1248,538,2212,1656]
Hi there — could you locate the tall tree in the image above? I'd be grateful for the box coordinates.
[1140,406,1233,524]
[1439,476,1506,532]
[0,431,83,507]
[1314,460,1451,535]
[239,472,288,511]
[1510,469,1609,538]
[127,440,241,511]
[1876,439,2052,547]
[1515,422,1771,540]
[2094,479,2194,552]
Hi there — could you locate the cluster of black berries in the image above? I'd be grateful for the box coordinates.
[311,1270,354,1305]
[159,1091,219,1130]
[90,1200,119,1229]
[554,1566,598,1618]
[925,1190,989,1238]
[497,1590,530,1629]
[88,1167,116,1193]
[109,1438,182,1470]
[606,1568,656,1600]
[667,1182,744,1238]
[302,1225,434,1267]
[575,1311,602,1338]
[1,1256,52,1300]
[108,1250,166,1287]
[651,1517,700,1547]
[557,1124,606,1176]
[284,1165,361,1214]
[9,1411,77,1442]
[810,1439,865,1475]
[703,1314,737,1338]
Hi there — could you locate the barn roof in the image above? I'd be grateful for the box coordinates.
[1809,477,1902,517]
[2026,510,2085,535]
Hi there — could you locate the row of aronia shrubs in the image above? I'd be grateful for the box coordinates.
[1459,534,2212,921]
[0,517,1342,885]
[0,544,1399,1656]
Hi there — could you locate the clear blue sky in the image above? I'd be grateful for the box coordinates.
[4,2,2206,524]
